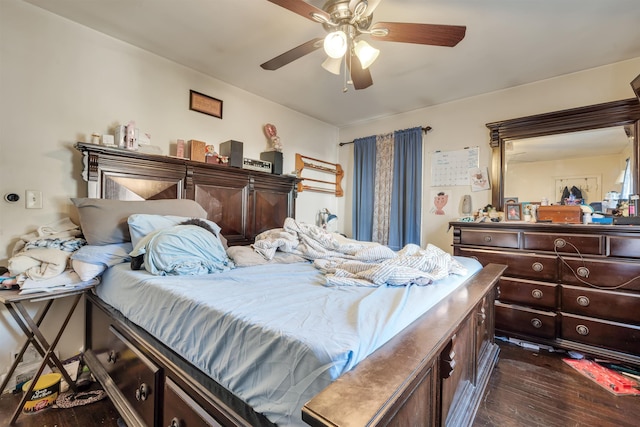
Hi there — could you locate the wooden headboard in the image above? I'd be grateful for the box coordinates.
[76,142,298,246]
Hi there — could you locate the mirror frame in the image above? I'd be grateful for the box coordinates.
[487,98,640,210]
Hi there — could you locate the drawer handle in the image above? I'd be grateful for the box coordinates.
[577,296,590,307]
[496,286,501,299]
[484,235,492,242]
[477,307,486,325]
[554,238,566,248]
[531,289,543,299]
[576,325,590,336]
[577,267,590,278]
[531,262,544,272]
[107,350,117,364]
[531,318,543,328]
[135,383,150,401]
[169,417,182,427]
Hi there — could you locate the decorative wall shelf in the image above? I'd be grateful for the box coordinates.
[295,153,344,197]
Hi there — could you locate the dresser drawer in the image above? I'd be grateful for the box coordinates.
[498,277,558,309]
[560,313,640,355]
[459,229,519,249]
[523,232,602,255]
[561,285,640,325]
[495,302,556,339]
[457,248,557,281]
[609,236,640,258]
[164,377,222,427]
[94,325,160,427]
[559,257,640,291]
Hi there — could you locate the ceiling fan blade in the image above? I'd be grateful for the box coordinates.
[350,0,382,16]
[261,38,323,70]
[371,22,466,47]
[348,55,373,90]
[267,0,330,22]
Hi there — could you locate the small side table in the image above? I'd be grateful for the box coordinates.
[0,284,96,425]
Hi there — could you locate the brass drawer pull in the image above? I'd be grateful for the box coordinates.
[577,296,590,307]
[532,262,544,272]
[135,383,150,401]
[531,289,543,299]
[554,238,566,248]
[484,235,492,242]
[531,318,543,328]
[576,325,590,336]
[169,417,182,427]
[577,267,590,278]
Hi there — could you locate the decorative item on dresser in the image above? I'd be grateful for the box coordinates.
[450,221,640,365]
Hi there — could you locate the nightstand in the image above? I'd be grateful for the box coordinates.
[0,283,96,425]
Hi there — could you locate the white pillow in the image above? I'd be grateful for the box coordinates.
[128,214,222,247]
[72,260,106,281]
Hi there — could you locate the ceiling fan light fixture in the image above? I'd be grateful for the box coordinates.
[324,30,348,59]
[321,56,342,75]
[354,40,379,69]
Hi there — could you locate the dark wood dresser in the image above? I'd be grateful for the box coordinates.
[450,221,640,365]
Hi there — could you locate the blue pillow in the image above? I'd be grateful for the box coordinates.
[71,242,133,266]
[128,214,222,247]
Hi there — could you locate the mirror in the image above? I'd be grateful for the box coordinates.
[487,98,640,210]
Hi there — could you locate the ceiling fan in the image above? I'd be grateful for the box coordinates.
[260,0,466,91]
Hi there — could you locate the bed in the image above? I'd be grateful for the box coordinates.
[75,142,505,427]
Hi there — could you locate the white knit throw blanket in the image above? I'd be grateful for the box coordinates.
[253,218,467,287]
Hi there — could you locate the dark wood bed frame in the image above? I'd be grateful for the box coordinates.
[76,142,505,427]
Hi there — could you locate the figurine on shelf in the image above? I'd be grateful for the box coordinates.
[264,123,283,152]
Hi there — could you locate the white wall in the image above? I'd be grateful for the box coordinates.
[338,57,640,253]
[0,0,338,374]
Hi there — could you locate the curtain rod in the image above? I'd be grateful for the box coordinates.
[338,126,432,146]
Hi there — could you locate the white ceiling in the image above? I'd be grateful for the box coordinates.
[23,0,640,127]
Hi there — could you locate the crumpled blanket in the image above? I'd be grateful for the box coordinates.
[253,218,467,287]
[8,218,85,281]
[253,218,396,261]
[130,224,234,276]
[316,244,467,287]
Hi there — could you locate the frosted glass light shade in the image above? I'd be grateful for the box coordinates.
[321,56,342,75]
[324,31,348,59]
[354,40,379,69]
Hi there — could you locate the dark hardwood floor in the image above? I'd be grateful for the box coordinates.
[473,341,640,427]
[1,341,638,426]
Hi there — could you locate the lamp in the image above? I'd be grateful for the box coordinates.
[317,208,338,231]
[353,40,379,69]
[321,56,342,75]
[323,31,348,59]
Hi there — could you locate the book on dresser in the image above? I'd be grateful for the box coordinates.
[450,221,640,365]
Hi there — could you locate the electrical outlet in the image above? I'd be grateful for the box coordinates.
[25,190,42,209]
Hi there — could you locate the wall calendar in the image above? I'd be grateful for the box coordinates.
[431,147,479,187]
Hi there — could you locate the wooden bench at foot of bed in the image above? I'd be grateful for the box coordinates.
[303,263,506,427]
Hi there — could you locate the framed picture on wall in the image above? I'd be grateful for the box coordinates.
[505,203,522,221]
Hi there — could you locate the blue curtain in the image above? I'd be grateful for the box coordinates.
[388,127,423,250]
[352,136,377,241]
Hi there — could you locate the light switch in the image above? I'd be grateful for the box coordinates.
[26,190,42,209]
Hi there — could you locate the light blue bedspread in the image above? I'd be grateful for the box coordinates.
[97,256,481,426]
